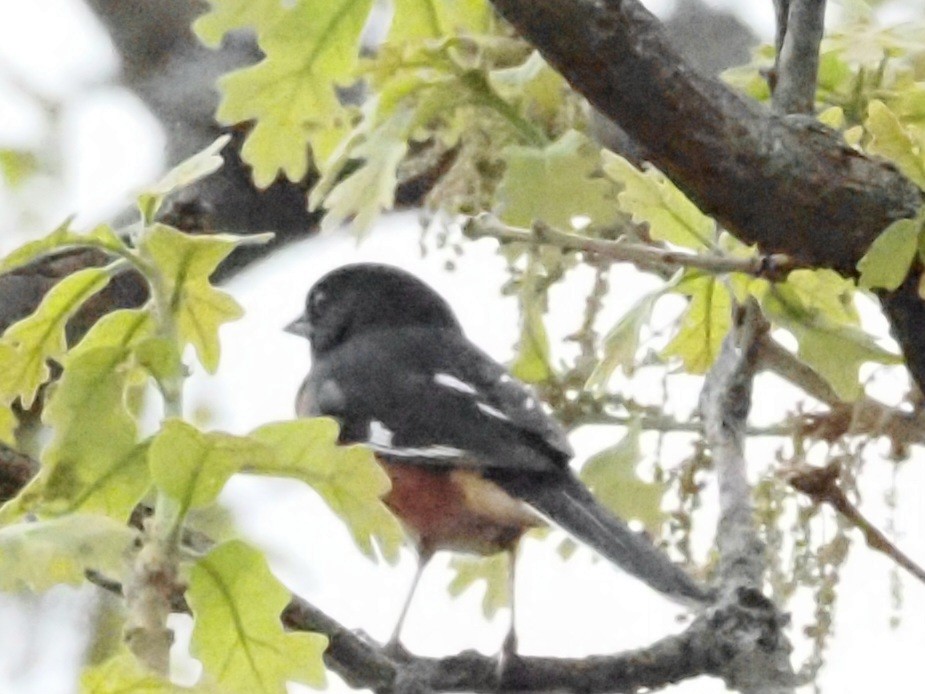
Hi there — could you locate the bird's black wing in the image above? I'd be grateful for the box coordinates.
[304,327,568,474]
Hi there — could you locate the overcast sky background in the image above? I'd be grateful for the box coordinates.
[0,1,923,693]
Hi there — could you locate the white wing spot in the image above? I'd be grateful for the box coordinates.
[434,372,479,395]
[477,401,511,421]
[524,397,537,411]
[368,420,394,447]
[368,443,466,459]
[498,374,513,384]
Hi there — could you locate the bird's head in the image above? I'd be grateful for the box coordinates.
[285,263,461,353]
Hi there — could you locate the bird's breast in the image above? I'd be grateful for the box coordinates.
[380,459,543,556]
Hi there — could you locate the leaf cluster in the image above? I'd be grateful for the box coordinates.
[0,139,402,692]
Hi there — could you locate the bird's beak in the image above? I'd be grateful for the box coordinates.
[284,315,311,338]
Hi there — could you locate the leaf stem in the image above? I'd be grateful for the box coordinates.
[460,70,548,147]
[123,237,186,675]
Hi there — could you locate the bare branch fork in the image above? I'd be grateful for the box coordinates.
[699,301,796,693]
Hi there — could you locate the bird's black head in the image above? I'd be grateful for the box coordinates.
[285,263,461,353]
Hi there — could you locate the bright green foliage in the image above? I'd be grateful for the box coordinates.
[858,216,923,290]
[586,289,665,391]
[448,552,510,618]
[13,310,156,522]
[138,134,231,224]
[193,0,286,47]
[604,152,714,250]
[201,0,374,186]
[511,287,553,383]
[579,420,666,536]
[69,309,155,357]
[662,274,732,373]
[150,420,270,515]
[139,224,244,373]
[490,51,569,128]
[0,514,136,591]
[389,0,490,42]
[783,269,860,326]
[81,651,201,693]
[188,541,328,694]
[0,221,127,274]
[865,100,925,189]
[314,106,411,234]
[249,418,403,561]
[38,345,147,521]
[0,267,111,408]
[496,131,619,229]
[0,149,37,187]
[759,280,902,401]
[0,405,14,444]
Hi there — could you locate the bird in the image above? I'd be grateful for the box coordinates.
[285,262,710,654]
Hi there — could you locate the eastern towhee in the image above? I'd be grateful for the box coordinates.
[285,263,710,652]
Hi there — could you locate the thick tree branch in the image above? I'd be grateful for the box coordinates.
[773,0,827,115]
[487,0,925,395]
[487,0,920,272]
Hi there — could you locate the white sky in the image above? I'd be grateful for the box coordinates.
[0,2,923,693]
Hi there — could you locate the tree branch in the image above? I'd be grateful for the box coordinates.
[2,444,791,693]
[773,0,827,115]
[700,301,797,693]
[465,215,795,279]
[782,460,925,586]
[487,0,925,396]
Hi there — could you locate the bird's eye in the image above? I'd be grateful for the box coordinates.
[308,289,327,318]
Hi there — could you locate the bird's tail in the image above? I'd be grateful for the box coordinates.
[504,470,712,607]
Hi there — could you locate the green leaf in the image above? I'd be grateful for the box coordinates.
[69,309,155,358]
[140,224,245,373]
[865,100,925,189]
[447,553,510,619]
[188,541,328,694]
[213,0,374,186]
[782,269,859,325]
[0,221,127,274]
[0,267,111,407]
[81,651,197,693]
[510,288,552,383]
[603,151,714,250]
[193,0,287,48]
[150,420,269,515]
[760,285,902,401]
[490,51,566,128]
[662,274,731,373]
[0,149,37,187]
[389,0,490,42]
[0,514,136,592]
[496,130,619,229]
[858,216,922,290]
[249,419,403,562]
[586,289,664,390]
[36,346,147,521]
[315,105,411,234]
[578,420,666,536]
[0,405,14,445]
[138,135,231,224]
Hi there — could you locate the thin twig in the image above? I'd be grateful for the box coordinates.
[783,461,925,585]
[464,214,794,279]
